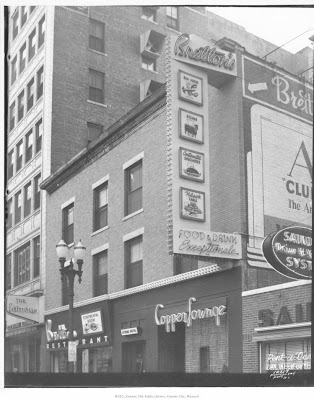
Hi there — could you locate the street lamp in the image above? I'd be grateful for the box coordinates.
[56,239,86,373]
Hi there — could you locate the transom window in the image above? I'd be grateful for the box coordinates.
[125,236,143,289]
[89,69,105,104]
[89,19,105,53]
[94,183,108,231]
[125,161,142,216]
[93,251,108,296]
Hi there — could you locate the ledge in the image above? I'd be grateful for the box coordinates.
[122,208,144,221]
[87,100,107,108]
[91,225,109,237]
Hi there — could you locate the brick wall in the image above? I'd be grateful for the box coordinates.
[242,283,311,373]
[45,106,171,311]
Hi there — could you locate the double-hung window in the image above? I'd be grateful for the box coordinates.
[141,56,156,72]
[15,242,31,286]
[27,77,35,110]
[15,190,22,224]
[87,122,102,143]
[62,203,74,245]
[18,90,25,122]
[16,140,23,172]
[11,56,17,85]
[37,66,44,99]
[35,119,42,152]
[125,236,143,289]
[34,174,41,210]
[38,16,45,48]
[7,149,14,180]
[12,10,19,40]
[89,69,104,104]
[7,198,13,229]
[19,42,26,73]
[24,182,32,218]
[89,19,105,53]
[166,7,179,30]
[33,236,40,278]
[9,102,16,131]
[94,182,108,231]
[6,254,12,290]
[28,29,36,61]
[125,161,142,216]
[25,129,33,163]
[21,6,27,27]
[93,251,108,296]
[142,7,157,22]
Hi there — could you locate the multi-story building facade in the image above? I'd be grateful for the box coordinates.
[5,6,312,374]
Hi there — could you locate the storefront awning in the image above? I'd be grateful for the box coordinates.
[252,322,311,342]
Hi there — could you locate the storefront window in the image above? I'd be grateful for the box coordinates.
[261,338,311,372]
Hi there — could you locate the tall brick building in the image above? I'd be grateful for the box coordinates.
[5,6,312,374]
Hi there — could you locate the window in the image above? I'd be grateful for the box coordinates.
[15,190,22,224]
[62,204,74,245]
[37,66,44,99]
[34,174,41,210]
[125,161,142,216]
[11,56,17,85]
[35,119,42,152]
[16,140,23,172]
[38,16,45,48]
[89,19,105,53]
[142,7,157,22]
[24,182,32,218]
[15,242,31,286]
[6,254,12,290]
[27,77,35,110]
[141,56,156,72]
[7,149,14,180]
[174,256,198,275]
[9,101,15,131]
[89,69,104,104]
[166,7,179,30]
[93,251,108,296]
[87,122,102,143]
[30,6,36,14]
[28,29,36,61]
[33,236,40,278]
[12,10,19,40]
[125,236,143,289]
[18,90,25,122]
[21,6,27,27]
[200,347,210,372]
[7,198,13,229]
[19,42,26,73]
[25,129,33,163]
[93,183,108,231]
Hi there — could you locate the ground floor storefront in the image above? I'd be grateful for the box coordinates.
[242,280,311,373]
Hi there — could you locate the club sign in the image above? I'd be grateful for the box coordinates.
[262,226,312,280]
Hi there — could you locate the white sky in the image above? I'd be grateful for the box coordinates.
[207,6,314,54]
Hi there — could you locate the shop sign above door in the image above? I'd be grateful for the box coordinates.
[262,226,312,280]
[7,295,40,323]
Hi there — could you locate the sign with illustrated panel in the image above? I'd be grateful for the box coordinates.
[179,147,205,182]
[179,109,204,144]
[180,187,205,222]
[178,70,203,106]
[81,310,103,335]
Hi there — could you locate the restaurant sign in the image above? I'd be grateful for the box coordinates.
[7,295,40,323]
[262,226,312,280]
[173,227,242,259]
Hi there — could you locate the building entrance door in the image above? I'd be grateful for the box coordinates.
[158,322,185,372]
[122,340,146,372]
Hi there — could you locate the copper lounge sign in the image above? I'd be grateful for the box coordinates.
[262,226,312,280]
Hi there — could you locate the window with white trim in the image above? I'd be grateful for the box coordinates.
[18,89,25,122]
[15,242,31,286]
[16,139,23,172]
[125,235,143,289]
[166,7,179,30]
[38,15,45,48]
[35,118,42,153]
[89,69,104,104]
[28,29,36,61]
[21,6,27,27]
[25,129,33,163]
[125,160,142,216]
[142,7,157,22]
[89,19,105,53]
[19,42,26,73]
[27,77,35,111]
[9,101,16,131]
[62,203,74,245]
[93,182,108,231]
[15,190,22,224]
[24,181,32,218]
[12,10,19,40]
[93,251,108,296]
[11,55,17,85]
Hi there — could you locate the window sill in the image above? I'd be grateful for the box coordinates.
[122,208,143,221]
[87,100,107,108]
[141,68,158,75]
[140,17,158,25]
[88,48,107,56]
[91,225,109,237]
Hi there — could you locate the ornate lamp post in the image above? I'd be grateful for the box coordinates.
[56,239,86,373]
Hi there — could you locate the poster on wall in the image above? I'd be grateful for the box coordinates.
[179,109,204,144]
[178,70,203,105]
[81,310,103,335]
[179,147,205,182]
[180,187,205,221]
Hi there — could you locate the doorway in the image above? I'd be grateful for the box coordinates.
[122,340,146,372]
[158,322,185,372]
